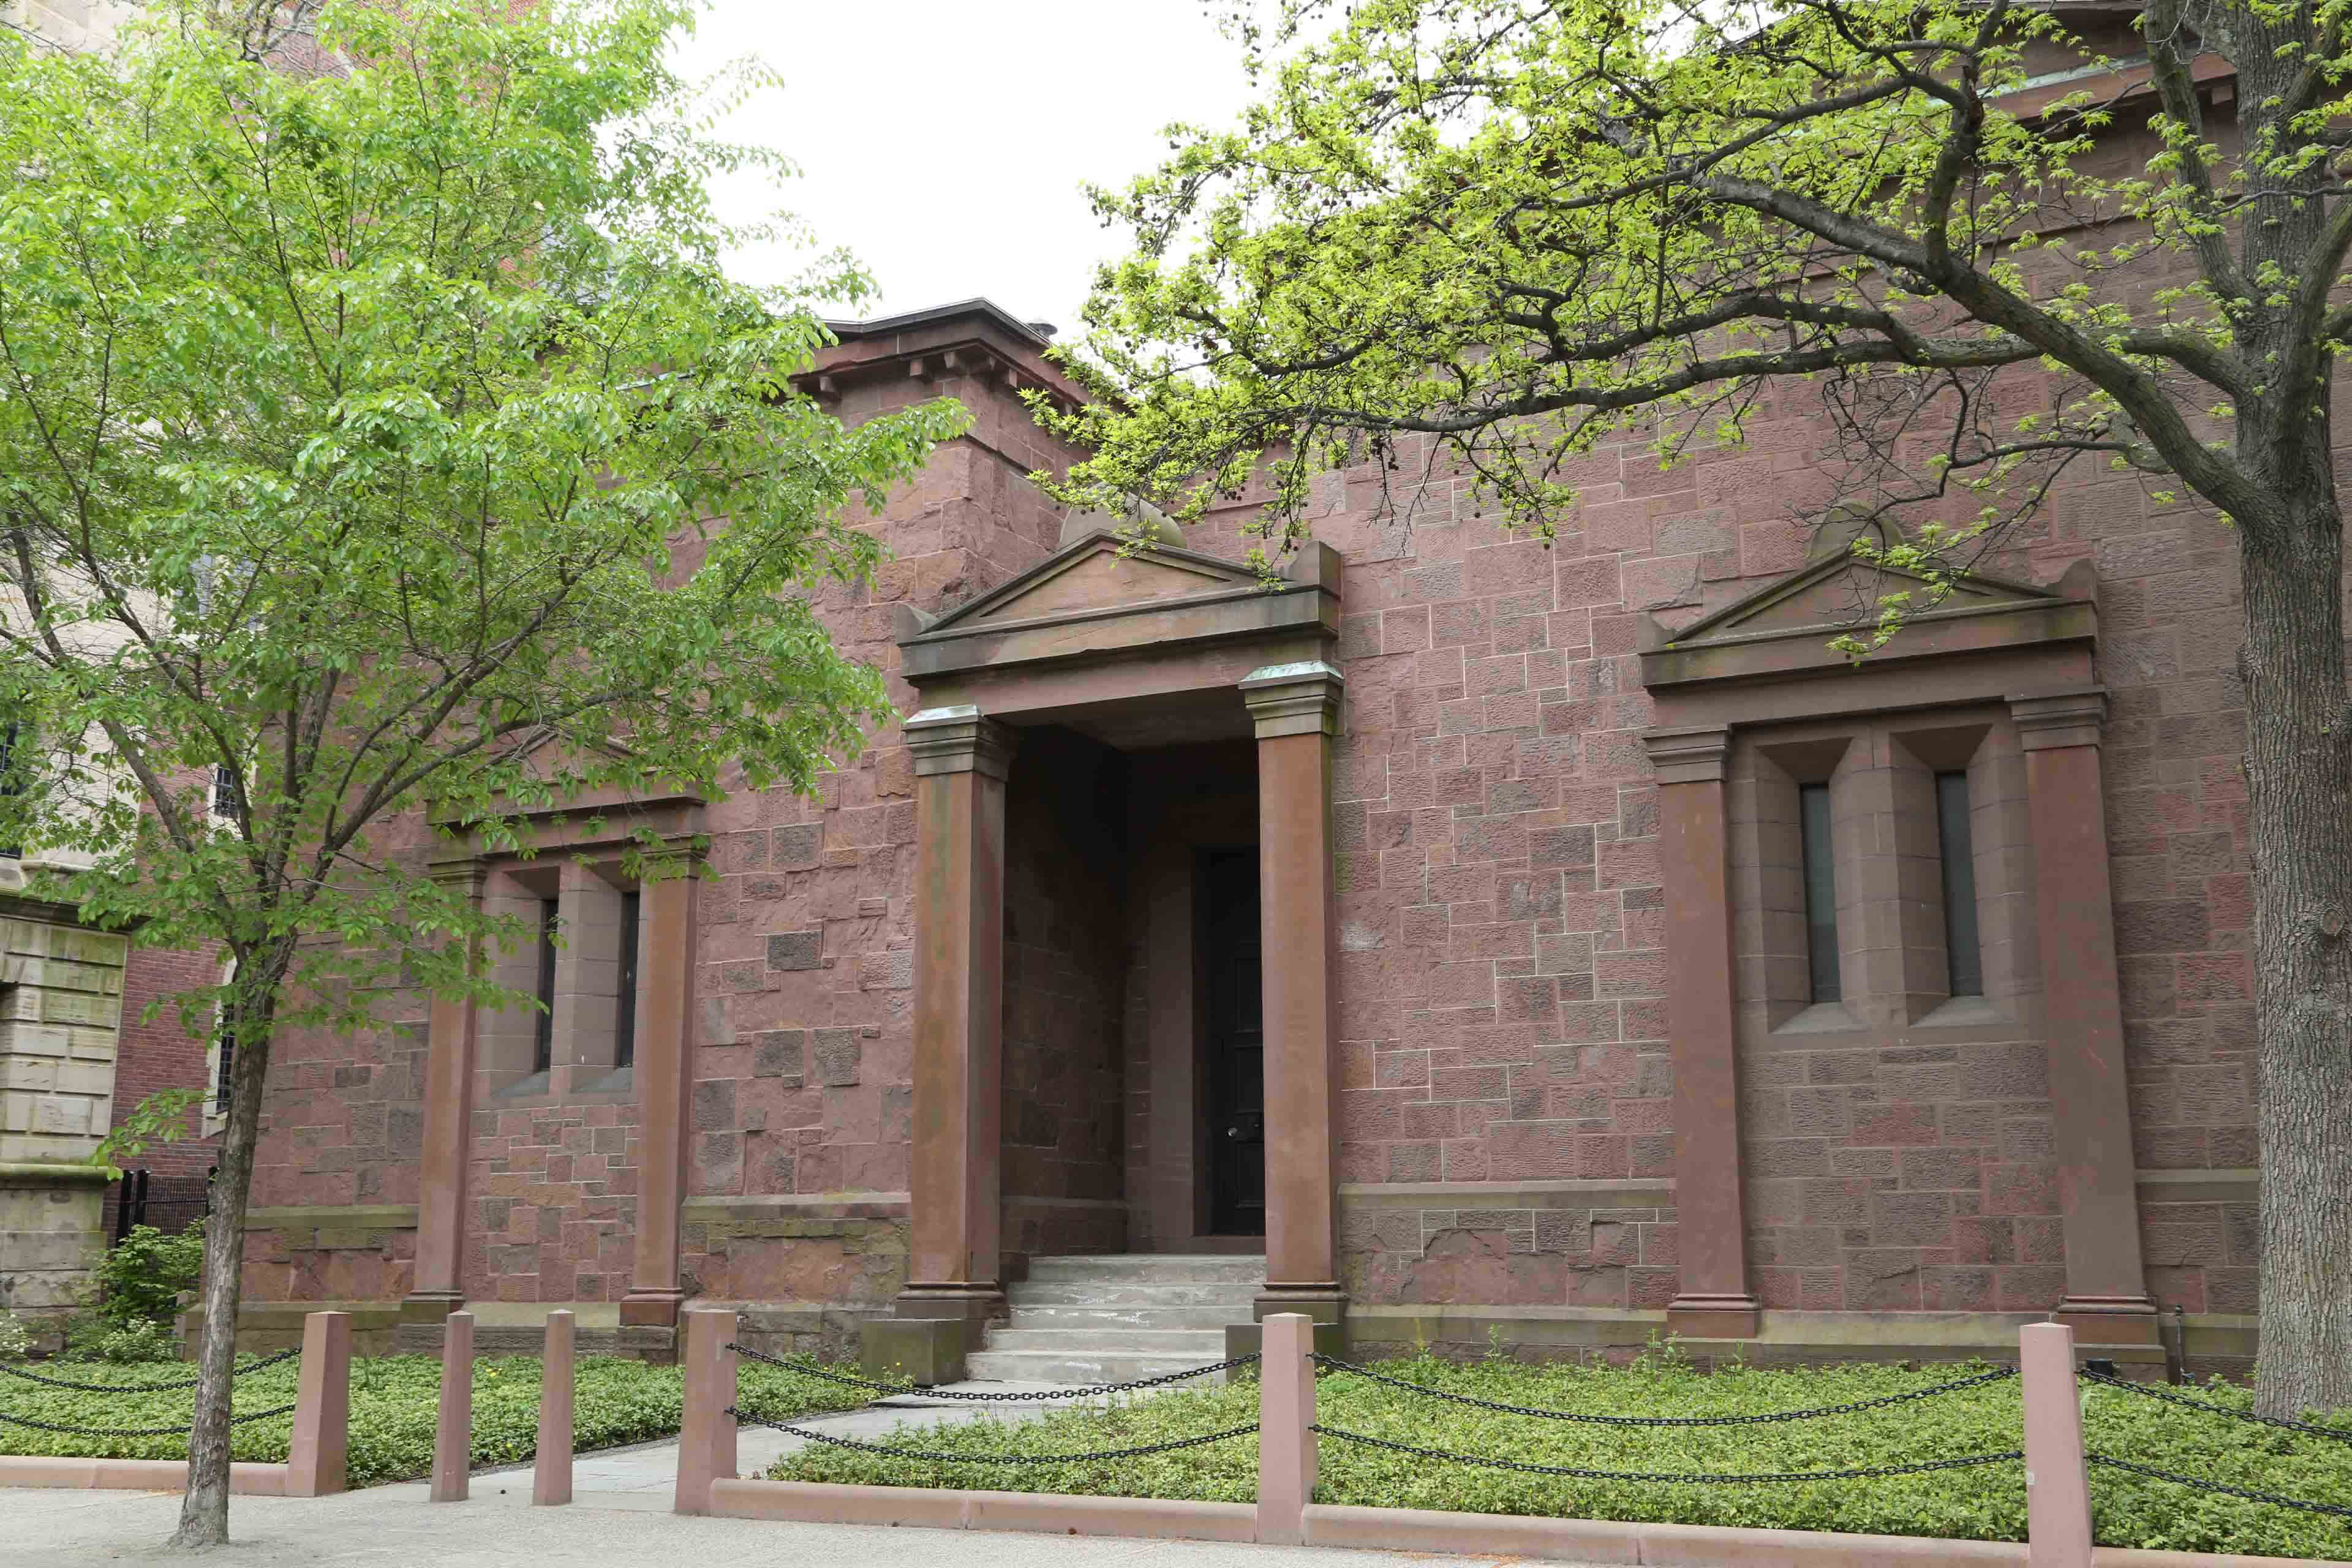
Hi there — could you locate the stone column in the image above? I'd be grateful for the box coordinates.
[893,706,1017,1337]
[1243,663,1344,1322]
[620,846,701,1330]
[405,864,485,1322]
[1643,725,1762,1338]
[2010,688,2158,1343]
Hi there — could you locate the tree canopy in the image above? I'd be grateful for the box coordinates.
[1046,0,2352,1415]
[0,0,960,1542]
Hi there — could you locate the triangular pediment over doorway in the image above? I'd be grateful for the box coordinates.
[1637,552,2096,690]
[898,527,1341,681]
[944,532,1265,629]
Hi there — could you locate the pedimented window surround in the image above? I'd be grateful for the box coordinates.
[1638,551,2159,1340]
[407,782,706,1327]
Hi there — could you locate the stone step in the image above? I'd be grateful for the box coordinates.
[962,1349,1246,1385]
[1021,1254,1266,1284]
[1002,1305,1253,1332]
[984,1328,1232,1354]
[1007,1281,1262,1308]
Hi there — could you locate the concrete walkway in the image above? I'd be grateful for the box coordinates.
[10,1381,1536,1568]
[4,1484,1525,1568]
[541,1379,1152,1505]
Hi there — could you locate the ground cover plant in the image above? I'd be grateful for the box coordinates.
[0,1352,861,1488]
[764,1346,2352,1561]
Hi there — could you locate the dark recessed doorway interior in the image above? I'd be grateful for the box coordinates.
[1199,847,1265,1237]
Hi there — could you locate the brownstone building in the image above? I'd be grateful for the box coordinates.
[224,275,2264,1381]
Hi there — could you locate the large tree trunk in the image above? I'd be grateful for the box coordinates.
[168,981,277,1550]
[2239,500,2352,1418]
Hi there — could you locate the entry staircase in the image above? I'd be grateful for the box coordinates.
[965,1253,1264,1384]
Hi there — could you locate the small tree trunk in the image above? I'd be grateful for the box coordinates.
[168,983,277,1550]
[2240,507,2352,1418]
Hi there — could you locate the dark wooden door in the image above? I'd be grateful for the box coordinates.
[1203,850,1265,1236]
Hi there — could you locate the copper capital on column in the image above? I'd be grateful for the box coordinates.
[1642,725,1761,1338]
[898,706,1017,1329]
[2011,688,2158,1343]
[622,844,702,1330]
[405,863,486,1322]
[1244,664,1344,1319]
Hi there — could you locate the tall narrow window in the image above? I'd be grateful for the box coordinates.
[215,1001,239,1112]
[0,718,22,859]
[1936,771,1984,997]
[531,899,559,1076]
[614,891,641,1071]
[1799,782,1842,1003]
[213,962,243,1115]
[211,764,245,826]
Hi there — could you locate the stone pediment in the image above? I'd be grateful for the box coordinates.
[944,534,1265,630]
[898,527,1340,682]
[1638,553,2095,690]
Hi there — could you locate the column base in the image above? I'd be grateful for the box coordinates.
[1227,1317,1345,1366]
[1254,1287,1346,1325]
[2053,1295,2162,1346]
[398,1292,466,1325]
[1665,1294,1762,1339]
[894,1284,1005,1330]
[862,1316,968,1385]
[619,1287,686,1328]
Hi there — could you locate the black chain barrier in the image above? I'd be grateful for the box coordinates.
[0,1347,299,1395]
[2086,1452,2352,1520]
[1310,1422,2022,1484]
[1310,1354,2018,1427]
[0,1401,298,1438]
[728,1342,1260,1401]
[2078,1370,2352,1445]
[728,1404,1259,1464]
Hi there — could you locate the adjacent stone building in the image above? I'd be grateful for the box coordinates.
[229,263,2267,1379]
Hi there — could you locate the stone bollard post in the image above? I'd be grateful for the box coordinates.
[674,1308,739,1517]
[284,1311,352,1497]
[2022,1322,2095,1568]
[1256,1313,1317,1547]
[430,1310,475,1503]
[533,1309,575,1506]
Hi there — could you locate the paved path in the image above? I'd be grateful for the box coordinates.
[545,1379,1146,1503]
[3,1483,1526,1568]
[9,1381,1536,1568]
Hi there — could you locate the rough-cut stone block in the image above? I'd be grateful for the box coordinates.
[812,1030,861,1087]
[766,932,823,971]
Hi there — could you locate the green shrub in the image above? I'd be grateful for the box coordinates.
[0,1351,862,1487]
[0,1312,29,1362]
[74,1319,182,1365]
[55,1222,208,1362]
[767,1348,2352,1562]
[94,1223,206,1328]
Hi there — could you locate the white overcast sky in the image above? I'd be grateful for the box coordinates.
[669,1,1261,335]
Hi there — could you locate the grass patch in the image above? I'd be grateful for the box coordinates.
[1,1351,862,1488]
[765,1347,2352,1561]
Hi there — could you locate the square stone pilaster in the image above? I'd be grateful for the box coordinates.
[1242,663,1346,1322]
[404,862,486,1324]
[620,842,703,1332]
[893,706,1019,1343]
[1642,725,1762,1338]
[2011,687,2158,1343]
